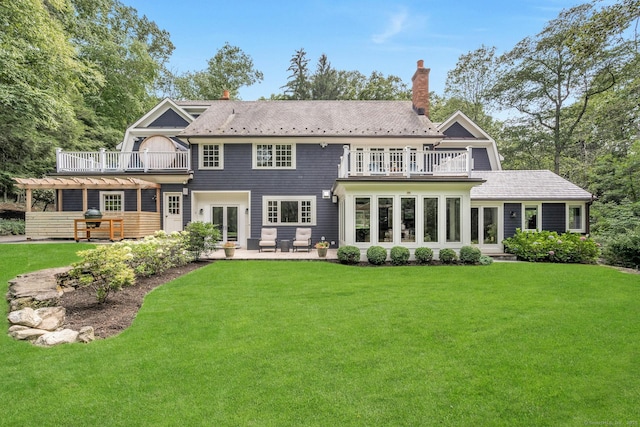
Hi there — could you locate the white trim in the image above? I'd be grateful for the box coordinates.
[99,191,125,212]
[522,203,542,231]
[567,203,586,233]
[252,143,296,169]
[199,143,224,169]
[262,195,316,226]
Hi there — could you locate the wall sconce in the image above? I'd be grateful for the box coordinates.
[199,208,204,215]
[245,208,249,214]
[332,195,338,203]
[152,194,157,201]
[510,211,517,219]
[320,142,328,148]
[322,190,331,199]
[182,188,189,196]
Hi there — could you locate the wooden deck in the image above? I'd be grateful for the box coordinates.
[25,212,161,240]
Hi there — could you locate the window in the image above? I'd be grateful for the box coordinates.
[524,205,539,231]
[378,197,393,242]
[446,197,461,242]
[200,144,222,169]
[263,196,314,225]
[568,205,584,232]
[100,191,124,212]
[254,144,295,169]
[423,197,438,242]
[483,207,498,244]
[355,197,370,242]
[401,197,415,242]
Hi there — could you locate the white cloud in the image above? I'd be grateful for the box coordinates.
[372,8,410,44]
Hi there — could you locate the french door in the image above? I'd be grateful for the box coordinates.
[211,205,238,242]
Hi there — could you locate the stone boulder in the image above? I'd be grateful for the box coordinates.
[7,307,42,328]
[34,329,79,347]
[8,325,48,341]
[35,306,66,331]
[77,326,95,343]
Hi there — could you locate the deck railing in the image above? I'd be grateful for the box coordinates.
[338,146,472,178]
[56,148,191,173]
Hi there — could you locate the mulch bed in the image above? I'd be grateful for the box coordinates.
[60,261,211,339]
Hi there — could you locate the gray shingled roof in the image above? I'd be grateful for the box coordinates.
[179,100,443,138]
[471,170,592,201]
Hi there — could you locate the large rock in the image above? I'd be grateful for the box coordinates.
[7,307,42,328]
[77,326,95,343]
[7,267,70,302]
[34,329,79,347]
[35,307,66,331]
[8,325,48,341]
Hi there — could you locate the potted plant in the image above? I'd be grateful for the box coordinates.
[315,241,329,257]
[222,242,236,258]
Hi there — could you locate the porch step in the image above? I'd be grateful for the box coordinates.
[485,253,518,262]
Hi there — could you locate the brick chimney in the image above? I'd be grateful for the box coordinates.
[221,90,230,100]
[411,59,430,117]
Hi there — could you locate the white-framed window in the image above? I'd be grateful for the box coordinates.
[263,196,315,225]
[523,204,540,231]
[199,144,223,169]
[567,204,585,232]
[445,197,461,242]
[253,144,295,169]
[100,191,124,212]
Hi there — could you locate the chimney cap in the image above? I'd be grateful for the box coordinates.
[417,59,424,69]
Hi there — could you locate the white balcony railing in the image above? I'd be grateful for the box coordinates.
[56,148,191,173]
[338,146,472,178]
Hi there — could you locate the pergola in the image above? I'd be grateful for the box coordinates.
[14,177,161,213]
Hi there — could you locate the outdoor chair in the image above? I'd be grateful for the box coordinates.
[258,228,278,252]
[292,228,312,252]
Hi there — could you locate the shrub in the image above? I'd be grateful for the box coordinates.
[601,231,640,268]
[459,246,482,264]
[390,246,410,266]
[337,245,361,265]
[479,255,494,265]
[183,221,221,260]
[439,248,457,264]
[0,219,24,236]
[366,246,387,265]
[122,231,190,277]
[503,229,599,263]
[70,245,136,304]
[414,247,434,265]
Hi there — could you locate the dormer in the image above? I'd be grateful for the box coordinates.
[436,111,502,171]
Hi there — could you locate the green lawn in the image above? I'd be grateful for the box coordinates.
[1,244,639,426]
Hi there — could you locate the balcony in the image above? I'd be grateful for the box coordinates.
[338,146,471,178]
[56,148,191,173]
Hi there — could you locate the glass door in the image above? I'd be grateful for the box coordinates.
[211,206,238,242]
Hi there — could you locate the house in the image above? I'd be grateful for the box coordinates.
[17,60,593,254]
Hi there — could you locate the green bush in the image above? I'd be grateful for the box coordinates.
[503,229,599,263]
[121,231,190,277]
[337,245,361,265]
[0,219,24,236]
[439,248,457,264]
[414,247,433,265]
[390,246,410,266]
[479,255,494,265]
[459,246,482,264]
[183,221,221,260]
[70,245,136,304]
[366,246,387,265]
[601,231,640,268]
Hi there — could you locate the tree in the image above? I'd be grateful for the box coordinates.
[311,54,339,100]
[282,48,312,100]
[173,43,263,100]
[491,2,633,174]
[444,45,498,124]
[0,0,98,177]
[357,71,411,100]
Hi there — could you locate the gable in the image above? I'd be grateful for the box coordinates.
[146,109,189,128]
[443,122,475,138]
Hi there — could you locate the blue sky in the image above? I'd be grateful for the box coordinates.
[125,0,593,100]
